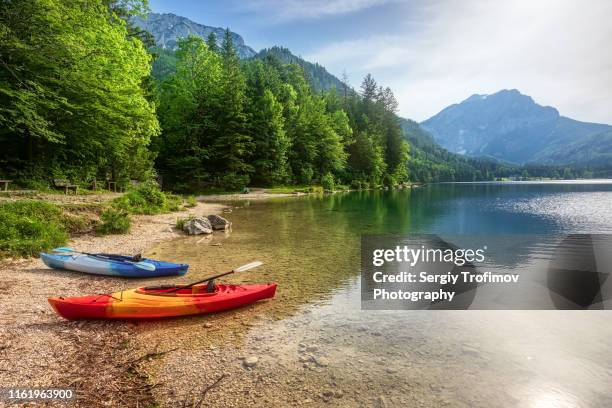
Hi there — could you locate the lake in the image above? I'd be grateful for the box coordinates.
[146,181,612,407]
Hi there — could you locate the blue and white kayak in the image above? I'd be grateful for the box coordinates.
[40,252,189,278]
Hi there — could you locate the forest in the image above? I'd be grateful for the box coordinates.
[0,0,586,192]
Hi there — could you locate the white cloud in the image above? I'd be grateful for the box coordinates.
[306,0,612,123]
[234,0,395,21]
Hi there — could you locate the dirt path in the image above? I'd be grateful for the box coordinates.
[0,199,226,407]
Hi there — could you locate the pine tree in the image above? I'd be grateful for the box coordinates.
[206,32,218,53]
[214,29,252,186]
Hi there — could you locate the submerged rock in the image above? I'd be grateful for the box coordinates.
[312,356,329,367]
[207,214,232,230]
[243,356,259,368]
[183,217,213,235]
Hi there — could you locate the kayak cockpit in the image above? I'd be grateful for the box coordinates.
[137,283,220,297]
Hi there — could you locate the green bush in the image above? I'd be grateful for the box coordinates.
[219,173,250,191]
[96,207,131,235]
[112,182,180,215]
[165,193,183,212]
[0,200,68,258]
[308,186,324,194]
[350,179,363,190]
[321,173,335,192]
[184,195,197,208]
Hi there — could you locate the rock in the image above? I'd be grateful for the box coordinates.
[203,322,213,328]
[385,367,397,374]
[376,396,388,408]
[207,214,232,230]
[321,390,334,402]
[183,217,213,235]
[243,356,258,368]
[312,356,329,367]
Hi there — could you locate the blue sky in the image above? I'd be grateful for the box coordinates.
[149,0,612,124]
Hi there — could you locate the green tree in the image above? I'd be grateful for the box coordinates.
[214,29,252,181]
[206,32,218,53]
[155,36,222,190]
[250,90,290,185]
[0,0,158,185]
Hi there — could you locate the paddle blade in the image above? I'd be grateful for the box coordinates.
[52,247,77,253]
[134,262,156,272]
[234,261,263,273]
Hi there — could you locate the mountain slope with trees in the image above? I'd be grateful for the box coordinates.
[154,34,409,191]
[421,89,612,165]
[131,12,256,58]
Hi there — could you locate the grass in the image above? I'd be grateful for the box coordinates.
[0,200,69,258]
[97,183,186,235]
[265,185,325,194]
[184,195,197,208]
[175,214,195,230]
[96,207,131,235]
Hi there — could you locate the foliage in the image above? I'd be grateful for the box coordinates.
[154,41,407,191]
[0,0,159,186]
[0,200,68,257]
[96,207,131,235]
[321,173,335,192]
[112,182,181,214]
[175,214,195,230]
[184,196,197,208]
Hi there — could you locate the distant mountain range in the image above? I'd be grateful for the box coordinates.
[131,12,256,58]
[135,13,610,170]
[131,13,342,92]
[421,89,612,166]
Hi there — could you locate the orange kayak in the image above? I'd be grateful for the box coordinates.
[48,283,277,320]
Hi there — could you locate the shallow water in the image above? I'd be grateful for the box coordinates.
[147,181,612,407]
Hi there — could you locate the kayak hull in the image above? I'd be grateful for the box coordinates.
[48,283,277,320]
[40,252,188,278]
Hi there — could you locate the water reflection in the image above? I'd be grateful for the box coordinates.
[146,181,612,407]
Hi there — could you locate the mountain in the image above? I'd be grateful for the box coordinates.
[254,47,344,92]
[132,13,345,92]
[131,12,256,59]
[421,89,612,165]
[399,118,517,182]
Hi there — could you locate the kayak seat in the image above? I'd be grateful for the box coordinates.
[192,281,217,294]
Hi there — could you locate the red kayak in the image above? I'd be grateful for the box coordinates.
[48,283,277,320]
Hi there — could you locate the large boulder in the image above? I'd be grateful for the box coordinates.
[183,217,213,235]
[207,214,232,230]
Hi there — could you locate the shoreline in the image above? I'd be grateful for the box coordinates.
[0,200,228,406]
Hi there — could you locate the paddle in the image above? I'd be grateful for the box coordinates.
[52,247,156,271]
[164,261,263,294]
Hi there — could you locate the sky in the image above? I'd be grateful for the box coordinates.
[149,0,612,124]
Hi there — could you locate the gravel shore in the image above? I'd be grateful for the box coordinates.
[0,198,226,407]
